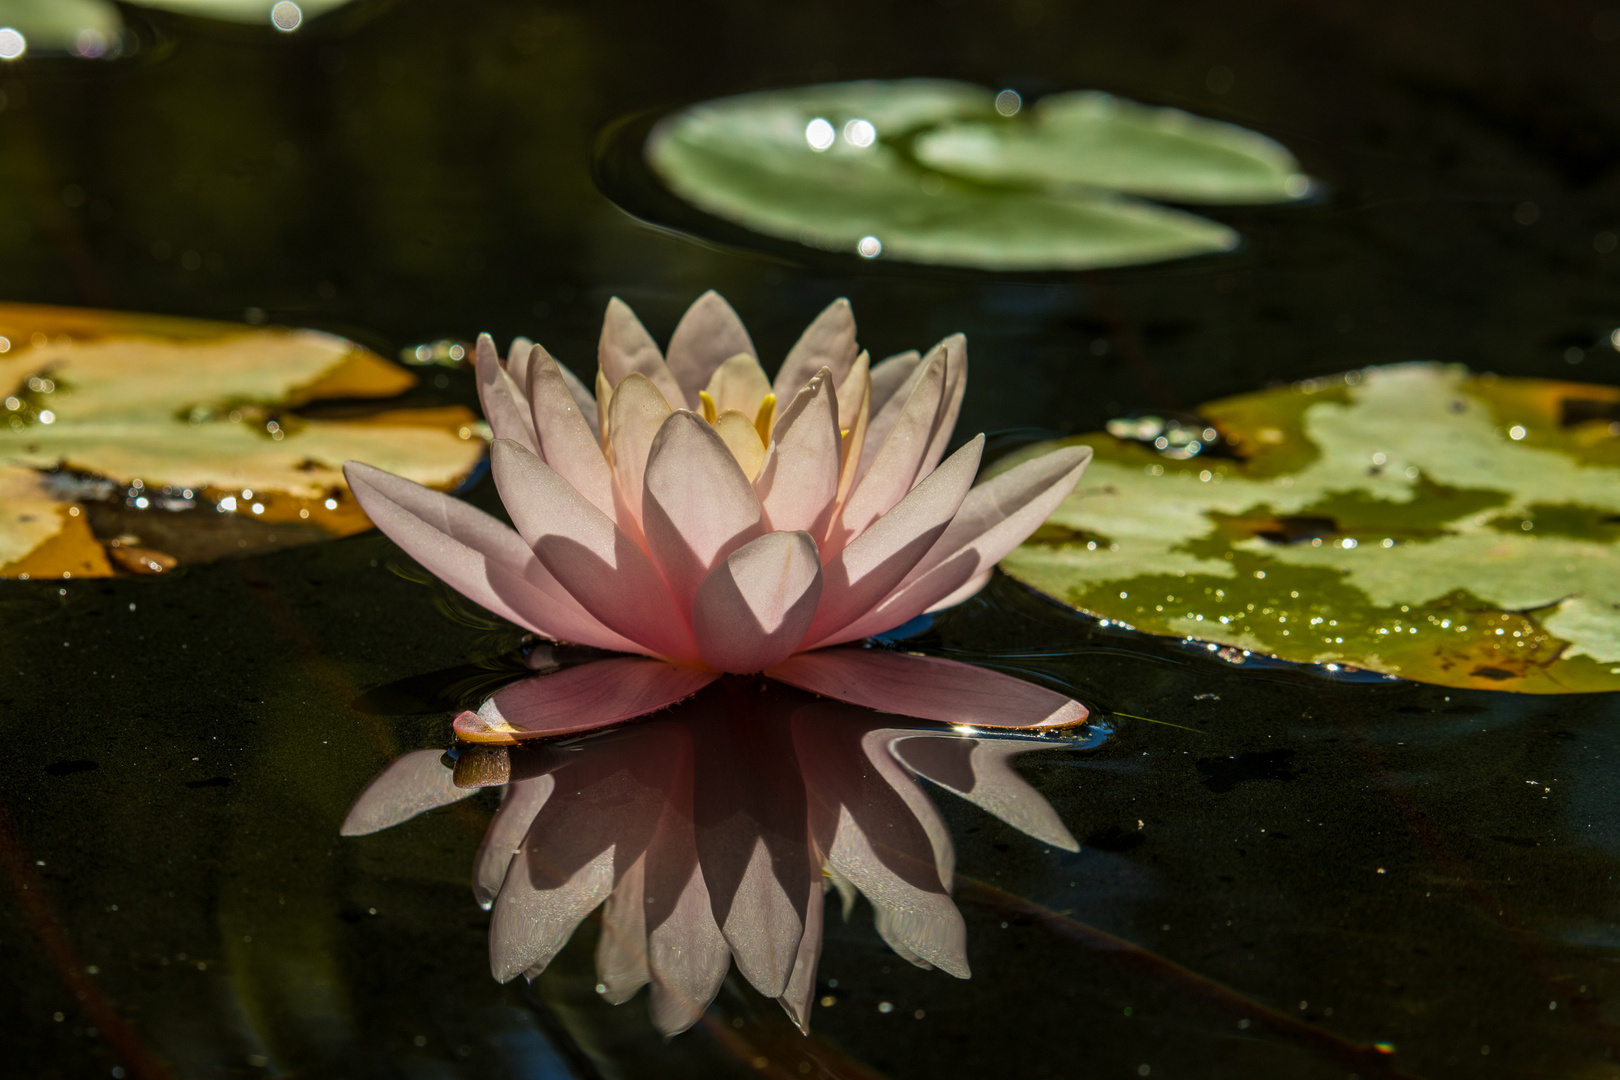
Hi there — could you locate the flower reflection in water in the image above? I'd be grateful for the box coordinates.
[343,679,1094,1036]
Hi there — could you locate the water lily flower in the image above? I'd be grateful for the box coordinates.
[341,685,1082,1035]
[344,293,1092,737]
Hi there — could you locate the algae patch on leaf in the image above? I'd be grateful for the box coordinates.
[0,304,485,579]
[645,80,1309,271]
[999,363,1620,693]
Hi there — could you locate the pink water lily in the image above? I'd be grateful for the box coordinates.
[343,293,1092,738]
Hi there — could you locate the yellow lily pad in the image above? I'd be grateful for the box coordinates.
[998,363,1620,693]
[0,304,485,579]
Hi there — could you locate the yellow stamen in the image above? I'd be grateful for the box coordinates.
[754,393,776,444]
[699,390,718,424]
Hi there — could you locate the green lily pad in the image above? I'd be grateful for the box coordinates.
[997,363,1620,693]
[0,0,122,54]
[911,90,1310,203]
[0,303,486,579]
[644,80,1309,270]
[125,0,353,25]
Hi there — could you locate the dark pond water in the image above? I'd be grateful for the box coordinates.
[5,1,1620,1077]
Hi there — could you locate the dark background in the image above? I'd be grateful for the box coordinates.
[3,1,1620,1077]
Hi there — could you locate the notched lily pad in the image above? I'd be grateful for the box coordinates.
[644,79,1310,271]
[0,304,485,579]
[999,363,1620,693]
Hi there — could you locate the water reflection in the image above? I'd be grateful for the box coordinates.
[342,679,1091,1036]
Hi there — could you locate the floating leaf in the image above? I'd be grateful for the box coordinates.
[0,0,123,56]
[644,80,1308,270]
[125,0,353,26]
[998,363,1620,693]
[911,91,1310,203]
[0,304,485,579]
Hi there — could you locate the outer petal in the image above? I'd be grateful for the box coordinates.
[767,649,1087,730]
[339,749,475,836]
[692,531,823,673]
[666,290,757,408]
[832,350,946,552]
[506,336,535,389]
[641,412,764,612]
[453,658,719,743]
[344,461,640,652]
[490,439,700,663]
[915,334,968,482]
[774,298,858,401]
[803,436,983,649]
[835,445,1093,641]
[890,735,1078,851]
[599,297,685,405]
[868,349,920,415]
[606,372,674,534]
[476,334,541,456]
[755,369,841,536]
[775,873,825,1033]
[526,344,616,521]
[555,359,600,439]
[859,346,934,481]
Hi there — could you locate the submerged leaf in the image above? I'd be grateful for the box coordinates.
[645,80,1309,270]
[0,304,485,579]
[999,363,1620,693]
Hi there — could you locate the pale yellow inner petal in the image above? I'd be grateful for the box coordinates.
[702,352,773,418]
[595,369,614,447]
[712,409,767,481]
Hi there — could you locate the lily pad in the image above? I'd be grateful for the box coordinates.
[0,304,485,579]
[0,0,122,55]
[125,0,353,26]
[644,80,1309,270]
[998,363,1620,693]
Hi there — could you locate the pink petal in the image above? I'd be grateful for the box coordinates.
[598,296,684,405]
[641,412,764,611]
[490,439,700,663]
[868,349,920,415]
[454,658,719,742]
[476,334,541,456]
[665,290,756,408]
[555,358,600,439]
[605,372,674,534]
[833,445,1093,641]
[525,344,616,521]
[343,461,640,652]
[890,735,1079,851]
[773,298,858,401]
[338,749,476,837]
[832,350,946,551]
[505,336,535,387]
[474,776,557,908]
[755,369,841,535]
[803,436,982,649]
[768,649,1088,730]
[915,334,968,482]
[691,531,823,673]
[858,345,936,481]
